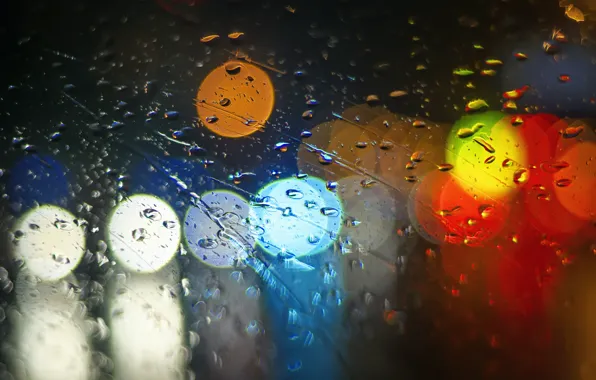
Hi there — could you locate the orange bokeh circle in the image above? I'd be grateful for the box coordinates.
[524,118,595,238]
[553,120,596,221]
[195,60,274,138]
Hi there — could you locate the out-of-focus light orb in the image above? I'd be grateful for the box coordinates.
[106,194,181,273]
[409,170,510,246]
[553,119,596,221]
[446,111,530,199]
[249,176,342,258]
[524,118,595,238]
[297,121,334,177]
[326,121,379,180]
[196,60,274,138]
[184,190,255,268]
[13,274,90,380]
[337,175,408,254]
[446,112,519,197]
[10,205,85,282]
[109,263,185,380]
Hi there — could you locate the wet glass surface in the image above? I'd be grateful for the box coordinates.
[0,0,595,379]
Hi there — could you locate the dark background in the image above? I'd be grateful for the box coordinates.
[1,0,595,379]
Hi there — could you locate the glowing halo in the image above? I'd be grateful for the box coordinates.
[106,194,181,273]
[10,205,86,282]
[408,170,511,246]
[196,60,274,138]
[337,175,409,254]
[249,176,342,258]
[446,111,528,200]
[184,190,255,268]
[553,119,596,221]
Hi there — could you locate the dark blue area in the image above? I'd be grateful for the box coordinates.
[500,37,596,117]
[128,155,211,217]
[5,155,70,213]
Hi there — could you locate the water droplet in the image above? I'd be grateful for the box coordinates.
[206,115,219,123]
[307,234,320,244]
[326,181,338,191]
[306,98,319,106]
[473,137,496,153]
[198,238,218,249]
[513,168,530,185]
[288,360,302,372]
[366,94,380,104]
[355,141,368,148]
[300,130,312,138]
[555,178,572,187]
[53,219,73,230]
[132,228,149,241]
[246,286,260,299]
[562,125,584,139]
[200,34,220,43]
[29,223,40,231]
[479,205,494,219]
[360,178,376,188]
[540,161,569,173]
[51,252,71,265]
[225,62,242,74]
[484,155,496,164]
[142,208,162,221]
[412,120,426,128]
[275,142,290,152]
[295,173,308,179]
[164,111,179,120]
[286,189,304,199]
[404,176,418,183]
[437,163,454,171]
[320,207,340,217]
[108,121,125,130]
[380,140,394,150]
[228,32,245,40]
[406,161,416,170]
[219,98,231,107]
[537,193,551,201]
[364,292,373,305]
[294,70,307,78]
[49,132,62,141]
[302,110,314,119]
[304,200,317,209]
[282,207,292,217]
[245,320,260,336]
[318,152,333,164]
[162,220,177,229]
[502,158,514,168]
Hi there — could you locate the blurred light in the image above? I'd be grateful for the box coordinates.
[184,190,255,268]
[196,60,274,138]
[109,263,185,380]
[446,111,528,200]
[106,194,181,273]
[553,119,596,221]
[337,175,409,254]
[11,205,86,281]
[250,176,342,258]
[409,170,510,246]
[11,272,91,380]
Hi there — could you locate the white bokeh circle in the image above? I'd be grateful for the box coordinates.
[107,194,181,273]
[185,190,255,268]
[11,205,86,282]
